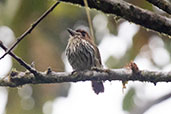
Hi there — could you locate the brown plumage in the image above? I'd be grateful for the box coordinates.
[65,28,104,94]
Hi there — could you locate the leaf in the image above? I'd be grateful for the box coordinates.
[122,87,136,112]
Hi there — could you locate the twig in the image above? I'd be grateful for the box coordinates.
[61,0,171,36]
[131,91,171,114]
[146,0,171,14]
[0,41,38,75]
[0,67,171,87]
[0,0,61,60]
[83,0,95,42]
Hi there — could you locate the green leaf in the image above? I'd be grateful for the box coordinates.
[122,87,136,112]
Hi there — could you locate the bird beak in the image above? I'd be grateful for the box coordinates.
[67,28,77,36]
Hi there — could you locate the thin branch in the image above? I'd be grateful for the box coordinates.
[61,0,171,36]
[146,0,171,14]
[0,67,171,87]
[131,91,171,114]
[0,0,61,60]
[83,0,95,42]
[0,41,38,75]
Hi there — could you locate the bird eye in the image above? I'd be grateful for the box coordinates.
[81,31,86,37]
[76,29,87,37]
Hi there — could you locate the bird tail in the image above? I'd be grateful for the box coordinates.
[91,81,104,94]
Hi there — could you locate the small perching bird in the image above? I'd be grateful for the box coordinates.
[65,28,104,94]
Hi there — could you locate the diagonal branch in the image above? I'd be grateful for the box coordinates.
[0,0,61,60]
[61,0,171,36]
[0,68,171,87]
[131,91,171,114]
[0,41,38,75]
[146,0,171,14]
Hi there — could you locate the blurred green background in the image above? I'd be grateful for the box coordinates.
[0,0,170,114]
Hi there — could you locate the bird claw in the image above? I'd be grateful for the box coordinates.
[71,70,80,78]
[71,70,77,75]
[91,67,103,72]
[104,69,111,73]
[91,67,111,73]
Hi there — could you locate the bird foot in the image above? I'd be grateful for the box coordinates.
[91,67,103,72]
[71,70,81,78]
[91,67,111,73]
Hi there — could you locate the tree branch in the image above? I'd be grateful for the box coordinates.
[0,67,171,87]
[61,0,171,36]
[146,0,171,14]
[0,41,38,76]
[0,41,170,88]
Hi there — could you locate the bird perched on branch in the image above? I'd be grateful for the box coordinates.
[65,28,104,94]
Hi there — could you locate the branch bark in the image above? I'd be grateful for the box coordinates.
[146,0,171,14]
[0,68,171,87]
[61,0,171,36]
